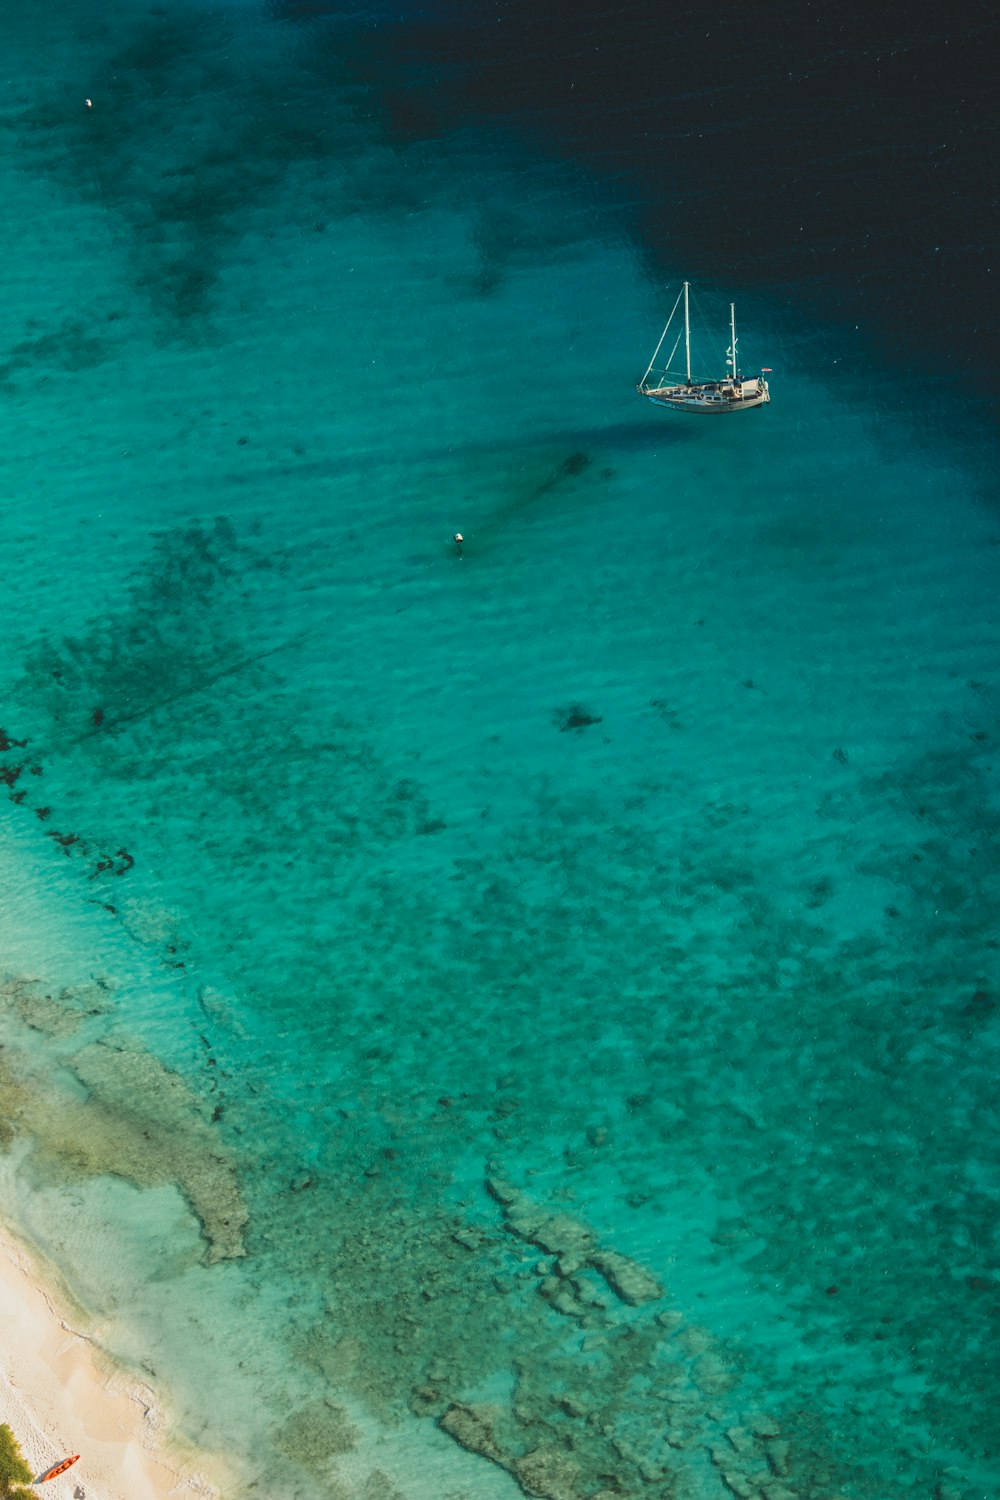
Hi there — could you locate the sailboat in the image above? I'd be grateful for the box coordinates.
[638,282,771,413]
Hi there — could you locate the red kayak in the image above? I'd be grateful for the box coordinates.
[40,1455,80,1482]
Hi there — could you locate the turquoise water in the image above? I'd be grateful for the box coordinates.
[1,4,999,1498]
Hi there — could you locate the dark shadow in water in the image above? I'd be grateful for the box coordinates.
[12,3,995,370]
[0,318,118,386]
[12,6,643,331]
[210,417,693,492]
[309,1,999,381]
[13,11,413,329]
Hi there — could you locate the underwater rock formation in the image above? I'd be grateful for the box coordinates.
[439,1403,583,1500]
[274,1397,359,1475]
[588,1248,663,1306]
[67,1040,248,1261]
[0,978,114,1039]
[487,1174,662,1306]
[431,1170,861,1500]
[0,1017,247,1263]
[438,1402,506,1467]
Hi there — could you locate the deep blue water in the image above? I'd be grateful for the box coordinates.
[0,3,998,1499]
[303,0,999,378]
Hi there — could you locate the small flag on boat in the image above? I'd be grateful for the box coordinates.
[40,1455,80,1483]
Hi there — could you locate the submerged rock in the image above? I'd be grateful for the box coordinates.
[439,1403,587,1500]
[488,1173,662,1306]
[1,977,114,1038]
[715,1467,757,1499]
[438,1403,506,1467]
[537,1275,589,1320]
[487,1177,595,1261]
[515,1212,595,1260]
[197,983,251,1041]
[409,1385,444,1417]
[766,1439,791,1476]
[692,1352,737,1396]
[588,1249,663,1306]
[485,1174,520,1206]
[513,1446,581,1500]
[274,1397,358,1473]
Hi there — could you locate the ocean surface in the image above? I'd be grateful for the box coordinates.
[1,2,998,1498]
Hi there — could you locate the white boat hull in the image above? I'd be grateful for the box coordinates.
[640,378,770,414]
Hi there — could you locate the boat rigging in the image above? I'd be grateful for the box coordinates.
[638,282,771,414]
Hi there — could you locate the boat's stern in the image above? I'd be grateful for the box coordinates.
[741,376,769,404]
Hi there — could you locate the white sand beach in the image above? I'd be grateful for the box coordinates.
[0,1226,223,1500]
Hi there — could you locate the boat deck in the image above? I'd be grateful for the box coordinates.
[641,378,769,412]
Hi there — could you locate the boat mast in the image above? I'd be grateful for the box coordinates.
[684,282,691,384]
[729,303,738,382]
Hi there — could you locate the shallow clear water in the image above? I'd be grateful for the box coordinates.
[1,4,999,1499]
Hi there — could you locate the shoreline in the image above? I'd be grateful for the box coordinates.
[0,1222,228,1500]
